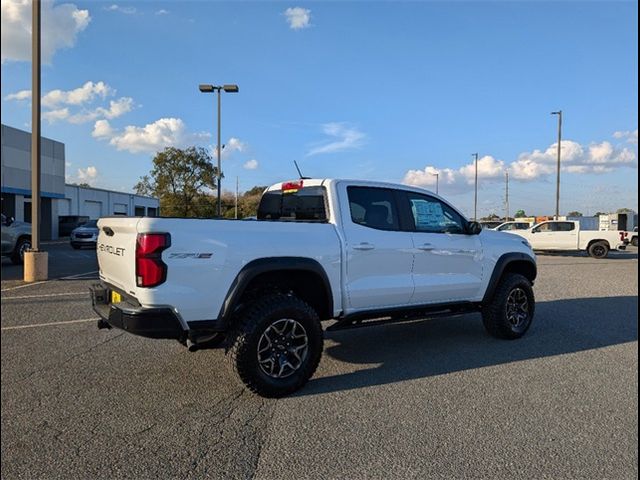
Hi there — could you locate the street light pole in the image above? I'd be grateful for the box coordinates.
[505,170,509,221]
[199,83,239,217]
[551,110,562,219]
[432,172,439,195]
[472,153,479,221]
[216,88,222,217]
[24,0,48,282]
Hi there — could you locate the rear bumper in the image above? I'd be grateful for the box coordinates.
[90,283,185,339]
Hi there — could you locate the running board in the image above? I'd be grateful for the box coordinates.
[327,304,479,332]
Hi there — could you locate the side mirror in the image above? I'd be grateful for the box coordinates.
[7,216,15,226]
[467,221,482,235]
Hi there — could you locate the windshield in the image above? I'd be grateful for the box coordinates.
[80,220,98,228]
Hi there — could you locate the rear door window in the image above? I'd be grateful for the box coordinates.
[347,187,400,231]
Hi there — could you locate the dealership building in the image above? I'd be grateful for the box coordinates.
[1,124,159,240]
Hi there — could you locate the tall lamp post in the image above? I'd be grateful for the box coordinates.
[199,83,239,217]
[551,110,562,219]
[24,0,48,282]
[472,153,479,221]
[431,172,439,195]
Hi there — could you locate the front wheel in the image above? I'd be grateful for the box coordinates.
[225,294,323,398]
[482,273,535,339]
[588,241,609,259]
[631,237,638,247]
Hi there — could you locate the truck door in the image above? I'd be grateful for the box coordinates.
[398,191,483,304]
[530,221,577,250]
[340,186,415,310]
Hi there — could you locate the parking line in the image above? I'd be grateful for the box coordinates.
[2,292,87,300]
[1,317,98,331]
[1,270,99,292]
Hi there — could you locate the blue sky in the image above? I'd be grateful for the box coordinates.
[1,0,638,217]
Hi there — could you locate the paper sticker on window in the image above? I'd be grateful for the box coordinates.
[413,200,444,228]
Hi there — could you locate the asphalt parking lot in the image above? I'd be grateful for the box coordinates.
[1,244,638,479]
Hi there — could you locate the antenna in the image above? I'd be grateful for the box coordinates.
[293,160,310,179]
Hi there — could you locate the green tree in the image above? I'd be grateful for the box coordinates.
[134,146,219,217]
[514,209,526,218]
[567,211,583,217]
[617,208,634,214]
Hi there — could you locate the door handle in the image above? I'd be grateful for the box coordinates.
[353,242,375,251]
[417,243,434,251]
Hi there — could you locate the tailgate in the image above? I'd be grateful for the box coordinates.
[96,217,140,294]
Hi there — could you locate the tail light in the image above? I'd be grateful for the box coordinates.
[136,233,170,287]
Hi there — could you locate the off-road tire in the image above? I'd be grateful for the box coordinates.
[482,273,535,340]
[10,237,31,265]
[225,294,323,398]
[588,241,609,259]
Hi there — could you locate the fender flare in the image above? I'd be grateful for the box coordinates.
[482,252,537,304]
[217,257,334,328]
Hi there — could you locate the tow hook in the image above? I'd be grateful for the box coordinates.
[97,319,112,330]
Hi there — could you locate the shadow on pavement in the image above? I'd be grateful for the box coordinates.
[302,296,638,396]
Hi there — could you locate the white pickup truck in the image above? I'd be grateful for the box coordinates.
[505,220,627,258]
[91,179,537,397]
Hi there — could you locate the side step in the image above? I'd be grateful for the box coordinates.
[327,305,478,332]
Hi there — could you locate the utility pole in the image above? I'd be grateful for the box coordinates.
[505,170,509,221]
[24,0,48,282]
[551,110,562,219]
[472,153,479,221]
[235,176,239,219]
[431,172,439,195]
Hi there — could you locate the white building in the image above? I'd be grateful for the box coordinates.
[1,124,159,239]
[60,185,158,219]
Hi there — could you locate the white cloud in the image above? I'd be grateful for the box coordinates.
[613,129,638,144]
[403,131,638,193]
[4,89,31,101]
[68,97,134,124]
[155,9,169,15]
[284,7,311,30]
[6,82,134,124]
[243,159,259,170]
[1,0,90,64]
[93,118,210,154]
[307,123,366,156]
[77,165,98,181]
[104,4,136,15]
[42,81,113,108]
[42,107,70,123]
[91,119,114,139]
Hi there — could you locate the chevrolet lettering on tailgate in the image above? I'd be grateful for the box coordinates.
[98,243,125,256]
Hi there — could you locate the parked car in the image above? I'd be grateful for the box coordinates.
[494,221,532,232]
[505,220,627,258]
[70,219,99,249]
[59,215,90,237]
[91,178,537,397]
[1,214,32,264]
[479,220,503,229]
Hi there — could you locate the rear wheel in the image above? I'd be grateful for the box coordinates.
[482,273,535,339]
[10,237,31,265]
[631,236,638,247]
[225,294,323,398]
[588,241,609,259]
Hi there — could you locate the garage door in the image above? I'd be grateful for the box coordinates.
[84,200,102,219]
[113,203,127,215]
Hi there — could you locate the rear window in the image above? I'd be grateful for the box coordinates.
[257,186,328,221]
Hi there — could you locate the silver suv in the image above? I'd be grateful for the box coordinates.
[1,214,32,264]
